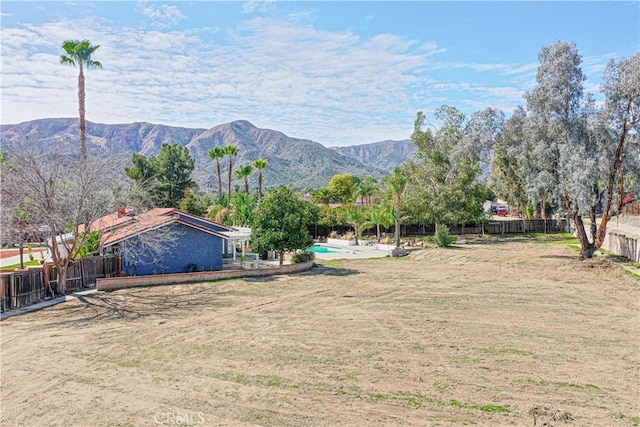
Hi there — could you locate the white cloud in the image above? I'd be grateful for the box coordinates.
[136,1,185,29]
[242,0,275,14]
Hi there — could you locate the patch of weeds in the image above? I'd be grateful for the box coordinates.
[434,381,451,391]
[363,391,509,413]
[108,359,141,368]
[611,412,639,424]
[449,355,480,364]
[480,347,534,356]
[531,232,578,245]
[216,372,247,384]
[516,377,599,390]
[624,269,640,279]
[448,399,510,413]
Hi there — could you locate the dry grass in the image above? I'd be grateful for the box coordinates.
[1,240,638,426]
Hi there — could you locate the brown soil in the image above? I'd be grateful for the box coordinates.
[1,239,638,427]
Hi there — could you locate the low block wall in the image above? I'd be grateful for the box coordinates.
[97,261,314,292]
[602,232,640,263]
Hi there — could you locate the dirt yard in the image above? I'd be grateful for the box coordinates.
[1,238,638,426]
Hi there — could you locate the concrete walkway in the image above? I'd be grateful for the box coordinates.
[1,289,97,321]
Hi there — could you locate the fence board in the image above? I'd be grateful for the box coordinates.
[1,255,119,312]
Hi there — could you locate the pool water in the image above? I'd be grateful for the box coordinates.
[307,245,351,254]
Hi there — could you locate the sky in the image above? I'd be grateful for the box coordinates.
[1,1,638,147]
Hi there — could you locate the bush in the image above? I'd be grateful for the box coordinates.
[292,250,315,264]
[435,224,451,248]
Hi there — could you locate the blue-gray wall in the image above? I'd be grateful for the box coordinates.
[121,222,225,276]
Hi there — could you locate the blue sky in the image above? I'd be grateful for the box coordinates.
[1,1,638,146]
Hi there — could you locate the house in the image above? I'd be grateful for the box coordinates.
[97,208,237,276]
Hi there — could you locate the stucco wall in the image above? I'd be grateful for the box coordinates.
[121,223,224,276]
[97,260,313,292]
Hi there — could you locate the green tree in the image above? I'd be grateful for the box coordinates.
[224,145,240,204]
[253,158,268,199]
[387,168,407,249]
[520,44,639,258]
[355,177,378,206]
[179,188,211,217]
[312,186,340,205]
[208,146,225,204]
[60,39,102,174]
[343,204,368,245]
[251,187,319,266]
[235,165,253,193]
[328,173,356,203]
[362,206,395,242]
[229,192,257,226]
[405,108,489,229]
[490,107,532,217]
[125,143,196,208]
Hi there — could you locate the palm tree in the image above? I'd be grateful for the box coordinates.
[355,177,378,206]
[362,206,395,242]
[387,167,407,249]
[235,165,253,193]
[312,187,339,205]
[253,158,268,199]
[208,146,225,203]
[59,40,102,173]
[223,145,239,204]
[344,204,367,245]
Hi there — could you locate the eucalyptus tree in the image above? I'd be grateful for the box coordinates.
[60,39,102,174]
[253,158,268,199]
[224,145,240,203]
[490,107,532,217]
[208,146,225,203]
[521,43,639,258]
[404,107,488,229]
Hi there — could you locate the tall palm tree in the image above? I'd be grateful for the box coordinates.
[60,39,102,173]
[235,165,253,193]
[253,158,268,199]
[355,177,378,206]
[223,145,239,204]
[387,167,407,249]
[208,146,225,204]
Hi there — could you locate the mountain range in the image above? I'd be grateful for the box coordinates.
[0,118,415,190]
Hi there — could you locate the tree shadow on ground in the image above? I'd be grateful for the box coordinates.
[297,264,359,277]
[40,287,235,326]
[539,254,577,260]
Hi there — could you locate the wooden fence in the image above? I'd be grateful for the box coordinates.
[622,202,640,216]
[1,255,119,312]
[311,219,568,239]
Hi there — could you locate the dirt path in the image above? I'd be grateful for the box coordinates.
[1,239,638,426]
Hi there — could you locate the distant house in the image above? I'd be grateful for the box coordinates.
[97,208,236,276]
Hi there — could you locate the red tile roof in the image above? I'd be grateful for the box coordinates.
[99,208,231,247]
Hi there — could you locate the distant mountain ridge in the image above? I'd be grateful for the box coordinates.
[0,118,415,190]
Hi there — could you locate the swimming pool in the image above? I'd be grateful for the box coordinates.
[307,245,352,254]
